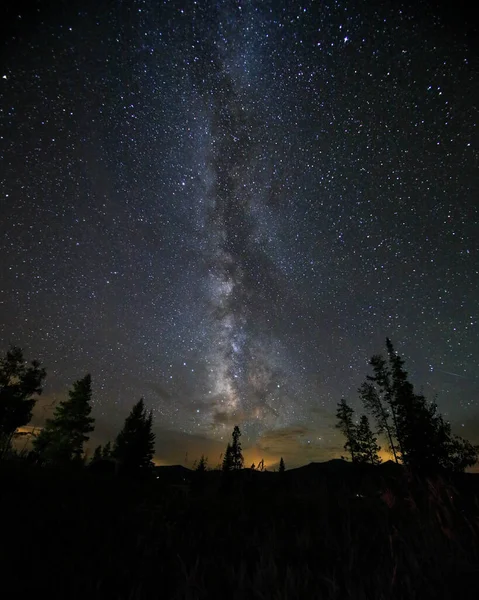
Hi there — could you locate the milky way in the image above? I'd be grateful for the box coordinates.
[0,0,478,466]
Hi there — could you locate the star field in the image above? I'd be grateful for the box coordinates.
[0,0,478,467]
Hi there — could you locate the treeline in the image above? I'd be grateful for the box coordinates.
[1,340,478,477]
[193,426,283,474]
[0,347,154,475]
[0,344,275,476]
[336,339,478,474]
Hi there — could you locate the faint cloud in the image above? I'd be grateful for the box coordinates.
[145,381,172,401]
[212,410,239,426]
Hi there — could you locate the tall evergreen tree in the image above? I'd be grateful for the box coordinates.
[230,425,244,470]
[33,374,94,464]
[335,398,359,462]
[355,414,382,465]
[385,338,474,472]
[0,346,46,457]
[91,445,103,463]
[359,354,400,463]
[360,339,478,473]
[279,457,285,473]
[196,454,208,472]
[222,443,233,472]
[113,399,155,474]
[102,441,112,459]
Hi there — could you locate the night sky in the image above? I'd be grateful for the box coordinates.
[1,0,478,468]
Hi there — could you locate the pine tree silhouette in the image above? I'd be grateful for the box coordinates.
[279,457,285,472]
[196,455,208,472]
[33,374,94,464]
[113,399,155,475]
[335,398,359,462]
[102,441,112,459]
[359,354,400,463]
[91,445,103,463]
[222,443,233,472]
[360,339,479,473]
[231,425,244,470]
[0,346,46,457]
[355,415,382,465]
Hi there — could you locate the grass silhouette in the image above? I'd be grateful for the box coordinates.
[1,459,479,599]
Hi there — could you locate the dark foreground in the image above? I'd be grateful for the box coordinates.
[2,461,479,600]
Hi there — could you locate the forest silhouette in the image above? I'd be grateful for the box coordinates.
[1,339,479,599]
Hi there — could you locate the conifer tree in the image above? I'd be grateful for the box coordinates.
[102,441,112,459]
[0,346,46,456]
[222,443,233,472]
[279,457,285,473]
[231,425,244,470]
[335,398,359,462]
[359,354,400,463]
[196,454,208,472]
[356,415,382,465]
[113,399,155,474]
[33,374,94,464]
[192,454,208,492]
[91,444,103,463]
[360,339,479,473]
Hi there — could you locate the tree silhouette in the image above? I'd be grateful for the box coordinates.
[355,415,382,465]
[231,425,244,470]
[359,353,400,463]
[222,443,233,472]
[360,339,478,473]
[196,454,208,472]
[91,445,103,463]
[33,374,94,464]
[113,399,155,475]
[279,457,285,473]
[222,426,244,473]
[102,441,112,459]
[0,346,46,457]
[335,398,358,462]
